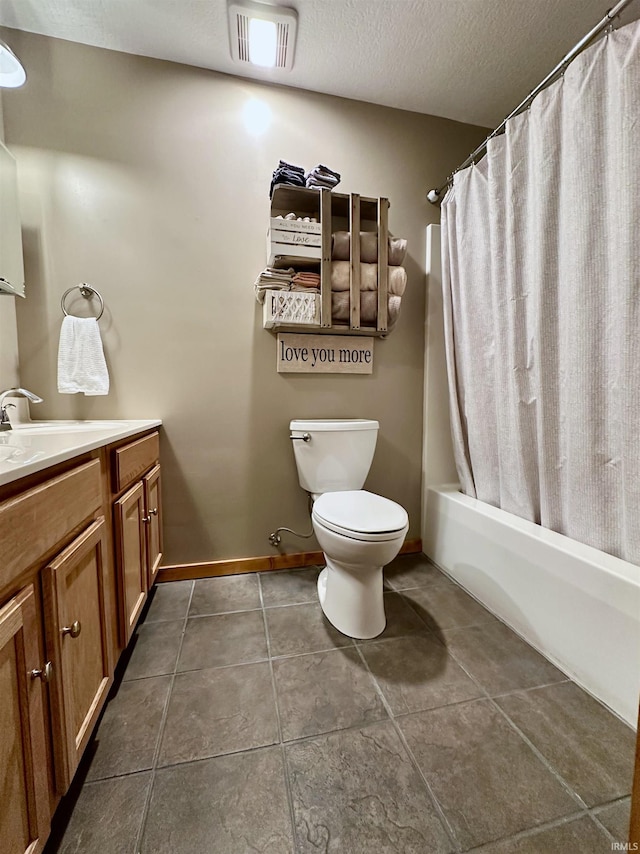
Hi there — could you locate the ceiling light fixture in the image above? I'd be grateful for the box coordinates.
[0,38,26,88]
[228,0,297,71]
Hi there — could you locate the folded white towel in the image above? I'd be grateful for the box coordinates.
[57,316,110,395]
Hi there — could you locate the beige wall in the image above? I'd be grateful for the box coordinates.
[2,28,487,565]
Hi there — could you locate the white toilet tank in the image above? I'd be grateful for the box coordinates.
[289,419,379,495]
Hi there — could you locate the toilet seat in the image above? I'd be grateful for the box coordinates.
[313,490,408,542]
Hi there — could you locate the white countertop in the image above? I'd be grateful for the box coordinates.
[0,419,162,487]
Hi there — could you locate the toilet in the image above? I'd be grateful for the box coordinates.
[289,418,408,639]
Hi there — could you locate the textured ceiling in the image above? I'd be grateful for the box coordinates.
[0,0,638,127]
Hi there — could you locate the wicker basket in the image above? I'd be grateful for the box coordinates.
[262,289,320,328]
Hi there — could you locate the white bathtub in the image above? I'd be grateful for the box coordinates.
[422,485,640,727]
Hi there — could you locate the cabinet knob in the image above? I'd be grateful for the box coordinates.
[61,620,82,638]
[31,661,53,682]
[143,509,157,523]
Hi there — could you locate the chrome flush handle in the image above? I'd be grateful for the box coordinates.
[290,433,311,442]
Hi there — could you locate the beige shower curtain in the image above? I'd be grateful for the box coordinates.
[441,19,640,564]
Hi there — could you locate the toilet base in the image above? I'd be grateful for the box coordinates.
[317,560,386,640]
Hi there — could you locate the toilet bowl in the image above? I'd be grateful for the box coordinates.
[290,418,409,639]
[312,490,409,638]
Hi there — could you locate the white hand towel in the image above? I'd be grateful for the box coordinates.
[57,316,110,395]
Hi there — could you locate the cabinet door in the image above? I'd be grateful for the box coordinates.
[143,464,163,587]
[114,481,147,645]
[0,585,50,854]
[43,518,113,793]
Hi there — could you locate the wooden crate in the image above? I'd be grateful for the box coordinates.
[269,217,321,236]
[267,186,391,335]
[266,230,322,266]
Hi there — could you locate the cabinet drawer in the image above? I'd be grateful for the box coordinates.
[0,459,102,593]
[113,431,159,492]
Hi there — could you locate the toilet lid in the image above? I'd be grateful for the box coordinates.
[313,490,408,540]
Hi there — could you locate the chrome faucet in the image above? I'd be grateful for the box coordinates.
[0,387,44,431]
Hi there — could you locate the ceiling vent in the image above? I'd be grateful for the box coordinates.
[228,1,297,71]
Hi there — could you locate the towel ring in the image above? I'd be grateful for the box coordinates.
[61,284,104,321]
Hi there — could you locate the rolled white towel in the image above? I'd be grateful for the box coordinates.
[331,292,402,328]
[331,261,407,296]
[332,232,407,265]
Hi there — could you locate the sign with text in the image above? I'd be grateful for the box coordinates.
[277,333,374,374]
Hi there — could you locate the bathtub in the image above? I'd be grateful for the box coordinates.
[422,485,640,727]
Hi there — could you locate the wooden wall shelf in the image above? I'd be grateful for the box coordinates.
[266,185,392,336]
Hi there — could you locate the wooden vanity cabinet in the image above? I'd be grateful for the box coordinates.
[0,425,162,850]
[0,585,50,854]
[0,457,112,806]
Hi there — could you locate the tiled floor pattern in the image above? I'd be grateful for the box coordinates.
[44,555,635,854]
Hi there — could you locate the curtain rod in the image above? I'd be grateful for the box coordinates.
[426,0,637,204]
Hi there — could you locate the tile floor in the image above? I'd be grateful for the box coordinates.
[44,554,636,854]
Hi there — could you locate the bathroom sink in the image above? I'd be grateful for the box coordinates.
[10,420,130,434]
